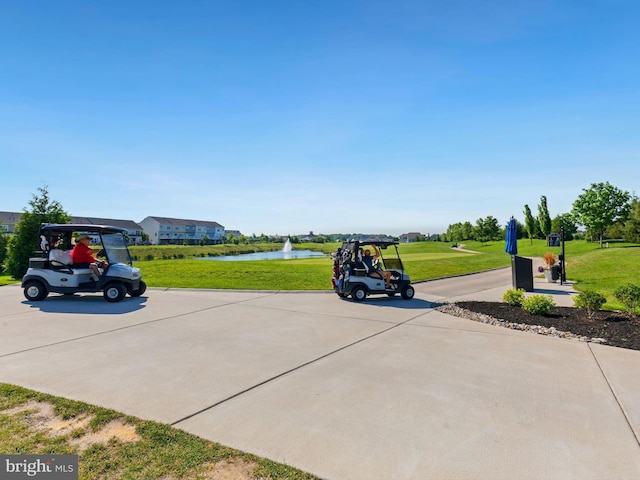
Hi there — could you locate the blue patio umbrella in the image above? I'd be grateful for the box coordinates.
[505,217,518,255]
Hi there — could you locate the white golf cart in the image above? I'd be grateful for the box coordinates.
[331,239,415,301]
[21,223,146,303]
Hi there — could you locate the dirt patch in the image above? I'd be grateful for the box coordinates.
[2,400,259,479]
[2,400,140,451]
[196,459,258,480]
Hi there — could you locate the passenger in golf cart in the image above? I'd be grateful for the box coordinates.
[361,246,393,288]
[332,240,415,301]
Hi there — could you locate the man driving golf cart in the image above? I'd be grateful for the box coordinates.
[332,239,415,301]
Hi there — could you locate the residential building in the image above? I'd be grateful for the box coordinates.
[0,211,21,234]
[399,232,424,242]
[139,216,225,245]
[0,212,144,244]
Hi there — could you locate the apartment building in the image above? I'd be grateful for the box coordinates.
[139,216,225,245]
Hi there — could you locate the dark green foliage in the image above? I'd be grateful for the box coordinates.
[538,195,552,237]
[0,228,8,273]
[524,204,538,245]
[551,213,578,240]
[5,186,69,278]
[572,181,631,247]
[474,216,501,244]
[623,197,640,243]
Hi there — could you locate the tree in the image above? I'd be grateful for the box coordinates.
[523,204,536,245]
[445,222,464,242]
[474,216,501,245]
[5,186,70,278]
[551,213,578,240]
[572,181,631,247]
[623,197,640,244]
[537,195,552,237]
[0,227,8,273]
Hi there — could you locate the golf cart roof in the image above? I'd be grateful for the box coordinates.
[40,223,128,235]
[343,239,399,247]
[342,238,400,250]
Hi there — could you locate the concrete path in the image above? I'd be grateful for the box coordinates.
[1,270,639,480]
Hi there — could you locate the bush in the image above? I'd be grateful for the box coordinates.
[613,283,640,317]
[522,295,555,316]
[503,288,525,307]
[573,290,606,319]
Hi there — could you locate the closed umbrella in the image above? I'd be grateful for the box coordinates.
[505,217,518,255]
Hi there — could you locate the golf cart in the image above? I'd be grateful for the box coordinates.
[331,239,415,301]
[21,224,146,303]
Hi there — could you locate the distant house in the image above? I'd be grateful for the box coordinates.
[300,231,316,242]
[399,232,423,243]
[139,216,225,245]
[0,211,21,234]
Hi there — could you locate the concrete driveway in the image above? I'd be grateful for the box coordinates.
[1,270,639,480]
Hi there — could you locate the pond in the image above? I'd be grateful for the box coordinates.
[196,249,327,262]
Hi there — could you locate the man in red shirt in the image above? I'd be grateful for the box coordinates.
[70,235,108,279]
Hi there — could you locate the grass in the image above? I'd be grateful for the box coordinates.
[0,383,318,480]
[0,274,16,286]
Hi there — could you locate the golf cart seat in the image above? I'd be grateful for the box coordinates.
[351,261,367,276]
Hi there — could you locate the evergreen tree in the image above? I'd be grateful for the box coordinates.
[523,204,536,245]
[5,186,70,278]
[538,195,552,237]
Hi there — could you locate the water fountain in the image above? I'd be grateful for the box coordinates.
[196,236,325,261]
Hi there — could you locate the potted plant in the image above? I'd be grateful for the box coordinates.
[539,252,558,282]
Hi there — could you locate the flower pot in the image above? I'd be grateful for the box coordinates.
[543,269,555,283]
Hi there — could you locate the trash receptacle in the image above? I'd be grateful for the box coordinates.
[551,264,560,281]
[512,255,534,292]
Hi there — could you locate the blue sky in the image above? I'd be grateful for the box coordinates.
[2,1,639,236]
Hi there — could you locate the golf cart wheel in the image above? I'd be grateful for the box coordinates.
[104,283,127,303]
[23,281,48,301]
[351,286,367,301]
[129,280,147,297]
[401,285,415,300]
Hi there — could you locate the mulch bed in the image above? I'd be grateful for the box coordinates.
[454,301,640,351]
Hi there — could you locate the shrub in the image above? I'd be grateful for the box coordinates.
[522,295,555,316]
[613,283,640,317]
[503,288,525,307]
[573,290,606,319]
